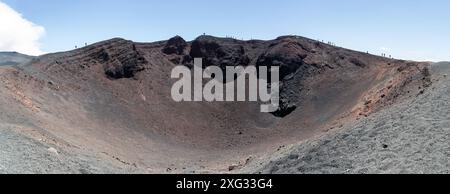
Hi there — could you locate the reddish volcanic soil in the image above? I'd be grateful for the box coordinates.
[0,35,431,173]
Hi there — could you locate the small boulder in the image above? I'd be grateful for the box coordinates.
[47,147,59,155]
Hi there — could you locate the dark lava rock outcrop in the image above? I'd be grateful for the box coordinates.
[187,36,251,70]
[162,36,187,55]
[90,39,147,79]
[256,39,309,79]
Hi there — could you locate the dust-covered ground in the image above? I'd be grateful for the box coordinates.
[0,124,137,174]
[247,62,450,174]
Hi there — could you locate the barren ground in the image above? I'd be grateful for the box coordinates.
[247,62,450,174]
[0,36,438,174]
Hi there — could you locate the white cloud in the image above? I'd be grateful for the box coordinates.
[0,1,45,55]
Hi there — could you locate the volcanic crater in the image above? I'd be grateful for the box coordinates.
[0,35,431,173]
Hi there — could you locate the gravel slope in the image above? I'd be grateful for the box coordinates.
[254,62,450,174]
[0,52,34,66]
[0,124,134,174]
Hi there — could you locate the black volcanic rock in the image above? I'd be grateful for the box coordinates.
[162,36,187,55]
[104,58,146,79]
[89,39,147,79]
[272,105,297,117]
[104,50,146,79]
[187,36,250,69]
[256,39,308,79]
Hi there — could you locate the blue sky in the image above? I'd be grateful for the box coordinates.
[1,0,450,61]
